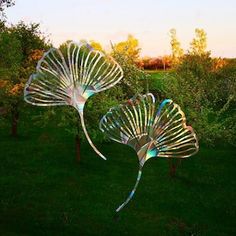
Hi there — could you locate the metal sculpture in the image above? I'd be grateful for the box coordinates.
[24,41,123,160]
[99,93,199,211]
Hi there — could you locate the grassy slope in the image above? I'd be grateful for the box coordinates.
[0,112,236,236]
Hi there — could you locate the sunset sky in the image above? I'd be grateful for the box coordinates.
[6,0,236,57]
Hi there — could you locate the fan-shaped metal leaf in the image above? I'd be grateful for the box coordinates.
[24,41,123,160]
[99,93,199,211]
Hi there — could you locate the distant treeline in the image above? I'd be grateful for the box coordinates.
[137,56,236,71]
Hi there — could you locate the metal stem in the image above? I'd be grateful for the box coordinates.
[79,111,106,160]
[116,166,142,212]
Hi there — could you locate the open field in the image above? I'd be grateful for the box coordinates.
[0,111,235,236]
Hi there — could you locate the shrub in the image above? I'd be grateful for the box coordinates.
[161,53,236,146]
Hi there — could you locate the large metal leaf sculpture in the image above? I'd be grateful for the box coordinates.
[24,41,123,160]
[99,93,199,211]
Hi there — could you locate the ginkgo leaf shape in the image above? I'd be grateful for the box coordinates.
[24,41,123,160]
[99,93,199,211]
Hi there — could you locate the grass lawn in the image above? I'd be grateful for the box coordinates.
[146,70,171,78]
[0,112,236,236]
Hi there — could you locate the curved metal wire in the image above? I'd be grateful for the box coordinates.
[24,41,123,160]
[100,93,199,211]
[79,111,106,160]
[116,167,142,212]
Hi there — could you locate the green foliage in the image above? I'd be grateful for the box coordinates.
[111,47,148,96]
[189,28,208,56]
[112,34,141,62]
[85,89,124,140]
[0,27,22,87]
[10,22,49,64]
[41,88,124,142]
[85,49,148,141]
[0,21,49,85]
[0,24,24,127]
[0,21,49,136]
[169,28,184,65]
[161,53,236,146]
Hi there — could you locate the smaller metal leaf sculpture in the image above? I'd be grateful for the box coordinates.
[99,93,199,211]
[24,41,123,160]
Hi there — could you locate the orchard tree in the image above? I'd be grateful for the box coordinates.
[169,28,184,65]
[0,21,49,137]
[163,52,236,147]
[112,34,141,62]
[190,28,208,55]
[111,43,147,97]
[0,27,22,135]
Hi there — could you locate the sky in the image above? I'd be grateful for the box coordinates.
[5,0,236,57]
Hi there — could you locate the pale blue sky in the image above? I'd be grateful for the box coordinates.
[5,0,236,57]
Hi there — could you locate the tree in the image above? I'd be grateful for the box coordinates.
[111,44,147,97]
[169,28,184,65]
[163,53,236,147]
[89,40,103,51]
[0,28,23,136]
[190,28,208,55]
[0,21,49,137]
[112,34,141,62]
[0,0,14,10]
[0,0,15,19]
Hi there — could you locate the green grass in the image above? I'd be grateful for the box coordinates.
[0,116,236,235]
[146,70,170,78]
[146,70,171,95]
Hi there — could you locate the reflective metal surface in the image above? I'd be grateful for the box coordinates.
[100,93,199,211]
[24,41,123,160]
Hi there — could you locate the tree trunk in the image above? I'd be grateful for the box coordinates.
[75,134,81,162]
[11,110,19,138]
[163,60,166,71]
[168,159,182,178]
